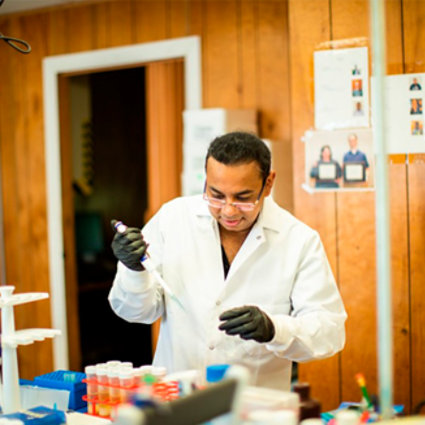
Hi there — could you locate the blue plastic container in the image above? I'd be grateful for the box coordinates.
[33,370,87,411]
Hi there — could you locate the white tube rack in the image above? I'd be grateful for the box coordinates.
[0,285,61,413]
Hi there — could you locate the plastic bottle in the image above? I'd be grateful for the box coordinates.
[292,382,321,420]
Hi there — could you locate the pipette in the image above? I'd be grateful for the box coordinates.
[114,221,185,311]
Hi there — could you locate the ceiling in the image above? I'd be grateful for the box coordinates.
[0,0,85,15]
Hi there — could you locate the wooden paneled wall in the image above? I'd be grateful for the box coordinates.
[0,0,292,379]
[0,0,424,413]
[289,0,425,413]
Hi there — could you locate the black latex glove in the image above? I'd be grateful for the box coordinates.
[110,219,147,271]
[218,305,275,343]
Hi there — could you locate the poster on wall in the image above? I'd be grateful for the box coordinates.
[303,128,374,192]
[372,73,425,154]
[314,47,369,130]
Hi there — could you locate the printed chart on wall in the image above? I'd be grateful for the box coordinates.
[372,73,425,153]
[314,46,369,130]
[303,128,374,192]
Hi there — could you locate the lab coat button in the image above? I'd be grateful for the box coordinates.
[216,300,221,306]
[209,344,215,350]
[256,235,262,240]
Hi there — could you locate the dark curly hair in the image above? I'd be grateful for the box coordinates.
[205,132,271,180]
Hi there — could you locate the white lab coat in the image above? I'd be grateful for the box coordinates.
[108,196,346,391]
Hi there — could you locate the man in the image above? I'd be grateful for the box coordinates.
[410,77,422,91]
[343,133,369,182]
[109,132,346,391]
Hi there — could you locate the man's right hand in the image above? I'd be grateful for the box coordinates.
[110,219,147,271]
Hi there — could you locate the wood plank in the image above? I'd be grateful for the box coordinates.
[384,0,411,412]
[239,1,257,109]
[403,0,425,411]
[133,0,167,43]
[6,15,36,380]
[256,1,293,212]
[67,5,95,52]
[409,158,425,412]
[330,0,380,407]
[0,17,18,290]
[168,0,204,39]
[46,9,69,54]
[336,190,377,403]
[5,13,54,379]
[168,0,189,38]
[145,60,185,349]
[288,0,341,412]
[107,1,133,47]
[203,0,239,108]
[92,2,109,49]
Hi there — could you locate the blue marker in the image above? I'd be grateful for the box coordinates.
[114,221,185,311]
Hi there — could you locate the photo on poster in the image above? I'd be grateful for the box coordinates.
[314,46,369,130]
[353,101,364,116]
[352,79,363,97]
[411,120,423,135]
[372,73,425,153]
[410,98,422,115]
[304,128,374,191]
[409,77,422,91]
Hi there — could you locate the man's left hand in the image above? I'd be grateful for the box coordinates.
[218,305,275,343]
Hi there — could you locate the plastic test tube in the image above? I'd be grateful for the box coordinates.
[96,366,111,417]
[84,365,98,415]
[151,366,167,382]
[108,368,121,404]
[119,368,135,403]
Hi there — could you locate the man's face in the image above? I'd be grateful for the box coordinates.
[348,136,358,150]
[205,157,274,234]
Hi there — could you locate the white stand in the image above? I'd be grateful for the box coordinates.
[0,285,61,413]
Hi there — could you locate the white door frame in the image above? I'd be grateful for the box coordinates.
[43,36,202,369]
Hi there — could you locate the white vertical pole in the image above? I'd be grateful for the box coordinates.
[0,286,21,413]
[370,0,393,419]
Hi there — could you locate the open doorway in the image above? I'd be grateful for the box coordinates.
[69,68,152,369]
[61,60,187,371]
[43,37,202,371]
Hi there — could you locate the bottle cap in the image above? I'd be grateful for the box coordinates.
[143,373,157,385]
[85,365,96,375]
[336,410,360,425]
[249,409,297,425]
[152,366,167,378]
[293,382,311,400]
[206,364,230,383]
